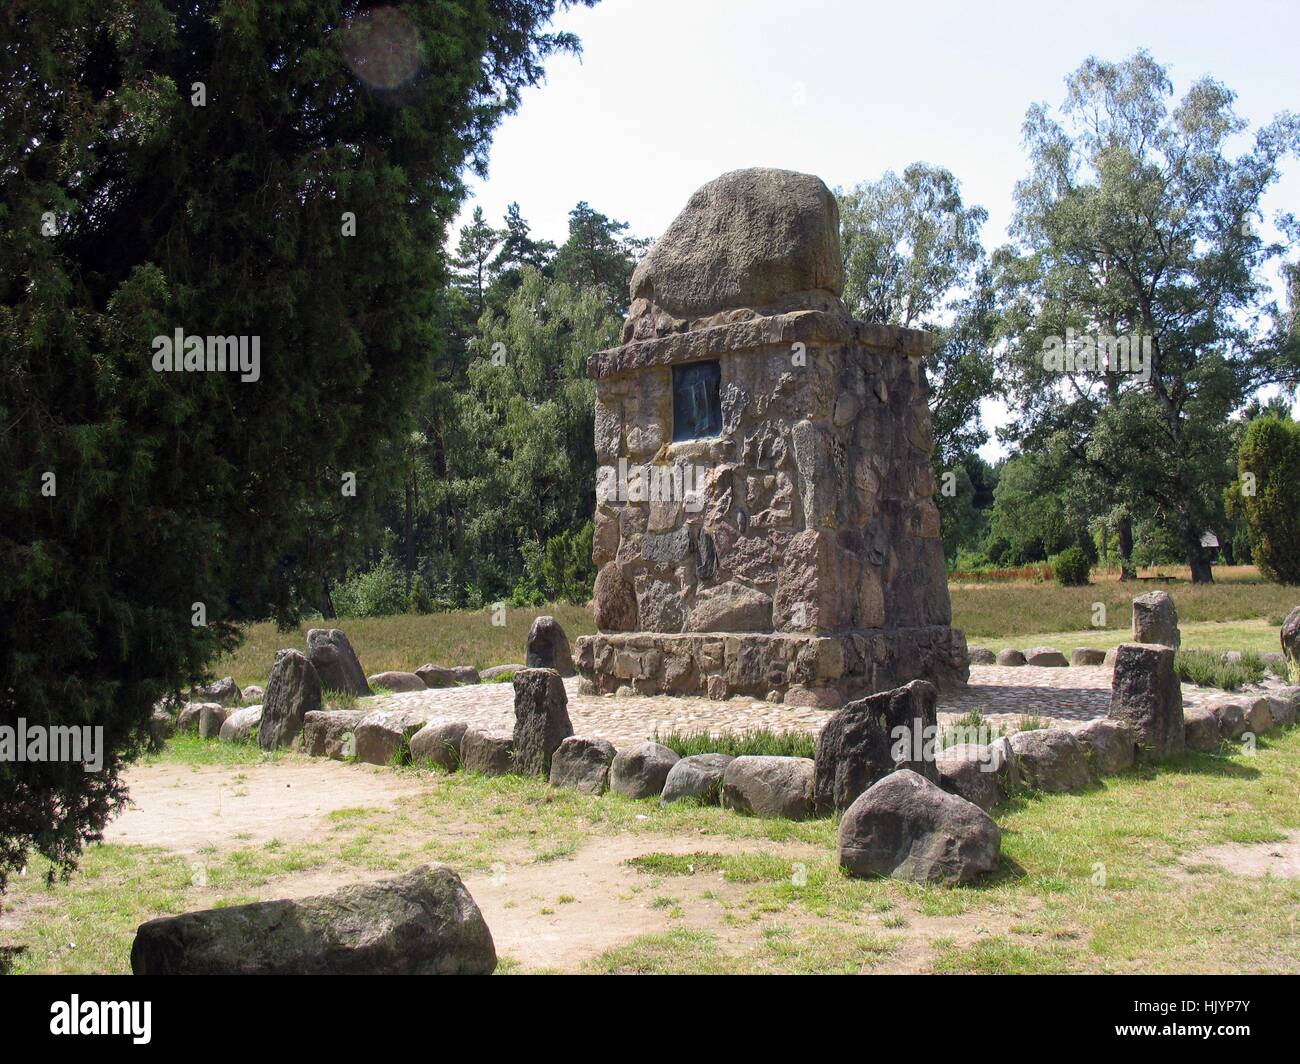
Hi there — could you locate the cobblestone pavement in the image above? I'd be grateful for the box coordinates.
[367,663,1233,748]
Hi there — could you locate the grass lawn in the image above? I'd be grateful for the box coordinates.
[6,727,1299,974]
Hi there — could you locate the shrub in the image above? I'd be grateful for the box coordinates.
[1051,546,1091,587]
[1174,650,1266,691]
[333,557,408,618]
[1226,416,1300,585]
[653,728,817,760]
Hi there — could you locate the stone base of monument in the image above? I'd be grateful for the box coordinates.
[575,627,968,705]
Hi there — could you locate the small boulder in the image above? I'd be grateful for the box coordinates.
[1210,699,1248,741]
[410,720,469,771]
[243,685,265,702]
[197,704,229,740]
[306,628,371,697]
[838,770,1000,885]
[260,649,321,750]
[661,754,734,805]
[549,737,617,795]
[967,647,996,665]
[367,671,426,693]
[610,742,680,799]
[219,705,262,743]
[721,756,815,820]
[996,648,1026,666]
[196,676,241,706]
[354,709,429,766]
[1108,642,1185,760]
[416,664,479,688]
[130,865,495,975]
[177,702,206,734]
[1024,646,1069,667]
[302,710,367,759]
[511,668,573,777]
[1132,591,1180,648]
[934,744,1001,812]
[1182,705,1222,752]
[1008,729,1092,793]
[1242,697,1274,736]
[525,616,575,677]
[460,730,515,776]
[1265,687,1299,728]
[1071,648,1107,666]
[1070,718,1136,776]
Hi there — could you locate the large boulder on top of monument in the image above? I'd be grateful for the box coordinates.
[1132,591,1180,648]
[628,168,844,322]
[306,628,371,697]
[838,770,1001,885]
[661,753,734,805]
[609,741,680,799]
[1281,606,1300,664]
[721,756,815,820]
[525,617,575,677]
[813,680,939,815]
[1008,729,1092,793]
[549,736,617,794]
[511,668,573,777]
[1108,642,1185,760]
[259,649,321,750]
[130,865,495,975]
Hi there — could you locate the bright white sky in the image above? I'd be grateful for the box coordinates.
[452,0,1300,454]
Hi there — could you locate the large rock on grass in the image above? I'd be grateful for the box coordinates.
[219,705,262,743]
[549,737,617,795]
[813,679,938,815]
[130,865,495,975]
[661,754,734,805]
[1281,606,1300,665]
[410,720,469,771]
[1070,718,1136,776]
[525,616,575,677]
[302,710,367,759]
[511,668,573,776]
[934,744,1001,812]
[1266,687,1299,729]
[460,730,514,776]
[260,649,321,750]
[1182,705,1222,752]
[306,629,371,697]
[1132,591,1180,648]
[197,704,229,740]
[721,756,815,820]
[354,709,429,766]
[1108,642,1185,760]
[1008,728,1092,793]
[610,742,680,799]
[838,770,1000,885]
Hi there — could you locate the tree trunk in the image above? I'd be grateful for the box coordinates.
[1117,516,1137,581]
[1175,500,1214,584]
[321,578,337,620]
[403,471,415,590]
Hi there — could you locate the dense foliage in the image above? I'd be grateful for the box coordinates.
[1227,415,1300,584]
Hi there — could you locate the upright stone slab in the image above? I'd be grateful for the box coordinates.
[525,616,575,677]
[511,668,573,776]
[307,628,371,697]
[260,649,321,750]
[1108,642,1185,760]
[1132,591,1180,648]
[574,167,967,703]
[1282,606,1300,665]
[813,679,938,815]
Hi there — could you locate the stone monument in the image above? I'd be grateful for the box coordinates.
[574,168,968,706]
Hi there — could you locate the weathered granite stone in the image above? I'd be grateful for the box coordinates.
[130,866,495,975]
[302,710,367,759]
[1071,648,1107,666]
[197,704,229,740]
[968,647,997,665]
[1210,699,1248,741]
[511,668,573,776]
[219,705,262,743]
[243,685,265,702]
[410,720,469,770]
[1182,705,1222,752]
[838,770,1000,885]
[1070,718,1136,776]
[935,744,1002,812]
[1108,642,1185,760]
[1281,606,1300,664]
[1243,696,1274,736]
[367,671,426,693]
[1266,687,1300,728]
[354,709,429,766]
[721,756,815,820]
[813,679,939,815]
[549,736,617,794]
[526,617,575,677]
[593,564,638,632]
[307,629,371,697]
[1008,729,1092,793]
[661,753,734,805]
[1132,591,1180,648]
[610,741,680,799]
[260,650,321,750]
[177,702,207,734]
[196,676,241,706]
[996,648,1026,666]
[460,730,514,776]
[416,664,479,688]
[1024,646,1069,667]
[686,582,772,633]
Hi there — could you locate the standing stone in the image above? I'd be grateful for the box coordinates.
[1132,591,1180,648]
[1282,606,1300,664]
[130,866,495,975]
[525,617,575,677]
[260,650,321,750]
[838,770,1001,885]
[1108,642,1185,760]
[511,668,573,776]
[661,753,734,805]
[306,629,371,697]
[197,704,229,740]
[549,737,617,795]
[196,676,241,706]
[149,710,176,742]
[721,756,815,820]
[609,742,680,799]
[410,720,469,771]
[813,679,938,815]
[1008,729,1093,792]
